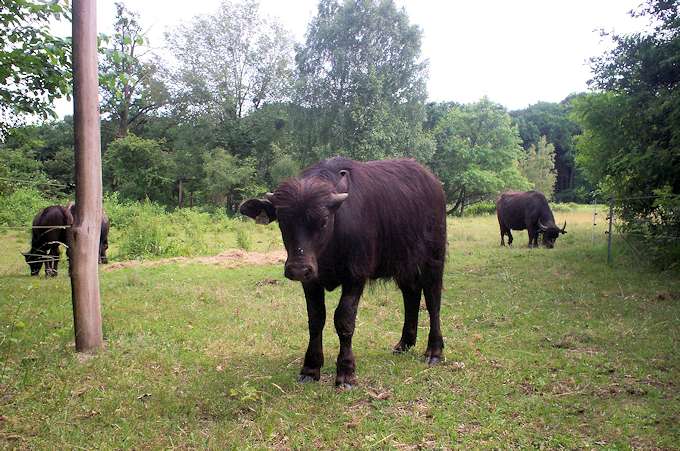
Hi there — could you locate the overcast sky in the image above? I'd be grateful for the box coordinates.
[55,0,647,116]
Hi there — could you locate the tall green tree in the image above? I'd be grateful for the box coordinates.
[103,134,174,202]
[99,2,167,138]
[519,136,557,199]
[203,148,258,209]
[0,0,71,136]
[510,99,582,198]
[574,0,679,201]
[165,0,294,122]
[431,98,530,213]
[573,0,680,263]
[295,0,434,161]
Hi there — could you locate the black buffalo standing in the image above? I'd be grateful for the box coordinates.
[496,190,567,248]
[22,205,72,276]
[23,205,110,276]
[240,157,447,388]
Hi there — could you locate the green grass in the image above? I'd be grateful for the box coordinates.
[1,207,679,449]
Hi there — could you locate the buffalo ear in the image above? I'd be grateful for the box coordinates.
[239,198,277,224]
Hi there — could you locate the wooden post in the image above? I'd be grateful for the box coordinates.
[70,0,103,353]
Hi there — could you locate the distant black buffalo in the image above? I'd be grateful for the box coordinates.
[240,157,447,388]
[496,190,566,248]
[23,205,110,276]
[23,205,72,276]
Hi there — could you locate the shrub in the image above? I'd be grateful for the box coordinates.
[462,201,497,216]
[0,188,52,226]
[236,227,252,251]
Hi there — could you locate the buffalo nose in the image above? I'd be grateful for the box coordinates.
[284,264,313,281]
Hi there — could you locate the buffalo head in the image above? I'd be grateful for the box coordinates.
[538,220,567,248]
[240,177,348,283]
[22,251,42,276]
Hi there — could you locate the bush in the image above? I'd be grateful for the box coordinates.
[0,188,52,226]
[111,196,238,260]
[462,201,496,216]
[236,227,252,251]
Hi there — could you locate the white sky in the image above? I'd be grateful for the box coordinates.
[54,0,647,116]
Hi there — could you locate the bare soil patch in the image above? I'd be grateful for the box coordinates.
[103,249,287,271]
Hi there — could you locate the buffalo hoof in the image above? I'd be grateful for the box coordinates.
[425,355,442,366]
[392,340,415,354]
[335,372,357,389]
[297,374,318,384]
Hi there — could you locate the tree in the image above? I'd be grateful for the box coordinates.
[103,134,174,202]
[0,0,71,136]
[165,0,294,122]
[431,98,530,213]
[99,2,167,138]
[295,0,433,161]
[519,136,557,199]
[203,148,257,209]
[510,99,582,199]
[573,0,680,263]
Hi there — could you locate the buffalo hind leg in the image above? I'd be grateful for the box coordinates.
[423,274,444,366]
[334,281,365,389]
[393,285,422,353]
[298,283,326,383]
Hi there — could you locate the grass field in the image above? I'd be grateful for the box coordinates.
[1,206,679,449]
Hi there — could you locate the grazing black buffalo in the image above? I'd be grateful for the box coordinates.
[240,157,447,388]
[496,190,567,248]
[23,205,110,276]
[23,205,72,276]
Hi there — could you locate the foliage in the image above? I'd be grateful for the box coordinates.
[510,99,583,197]
[235,226,252,251]
[0,186,50,226]
[519,136,557,199]
[103,134,175,203]
[98,2,167,138]
[0,0,72,136]
[574,0,680,264]
[431,97,530,213]
[203,148,257,209]
[165,0,294,121]
[461,200,496,216]
[269,149,300,186]
[0,126,57,195]
[295,0,433,161]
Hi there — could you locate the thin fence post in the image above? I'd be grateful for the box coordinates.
[607,197,614,265]
[591,197,597,247]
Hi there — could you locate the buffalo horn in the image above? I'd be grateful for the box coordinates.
[263,192,275,203]
[561,221,567,233]
[537,219,548,231]
[328,192,349,208]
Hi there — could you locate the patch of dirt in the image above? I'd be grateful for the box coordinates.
[103,249,287,271]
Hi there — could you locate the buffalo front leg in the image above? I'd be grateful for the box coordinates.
[423,277,444,366]
[393,285,421,353]
[298,282,326,383]
[334,281,365,389]
[527,228,538,248]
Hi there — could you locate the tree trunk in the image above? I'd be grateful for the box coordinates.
[70,0,103,353]
[178,179,184,208]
